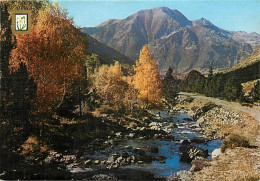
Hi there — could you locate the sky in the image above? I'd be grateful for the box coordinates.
[57,0,260,34]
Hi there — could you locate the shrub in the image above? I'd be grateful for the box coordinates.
[221,134,250,152]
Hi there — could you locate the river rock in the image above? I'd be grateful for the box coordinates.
[177,170,194,181]
[122,152,129,159]
[124,145,133,151]
[197,117,205,125]
[94,160,100,164]
[84,159,92,165]
[211,148,221,159]
[179,145,208,163]
[183,117,193,121]
[150,146,159,153]
[133,148,145,156]
[181,139,191,145]
[191,137,207,144]
[115,132,121,137]
[91,174,117,180]
[190,157,211,172]
[137,155,153,163]
[128,133,135,138]
[155,155,167,163]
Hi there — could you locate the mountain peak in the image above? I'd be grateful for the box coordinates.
[130,7,191,27]
[192,18,220,32]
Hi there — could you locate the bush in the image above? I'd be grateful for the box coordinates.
[221,134,250,152]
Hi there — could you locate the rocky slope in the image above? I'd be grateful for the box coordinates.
[84,33,134,65]
[83,7,260,73]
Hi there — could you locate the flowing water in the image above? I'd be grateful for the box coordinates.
[85,111,221,178]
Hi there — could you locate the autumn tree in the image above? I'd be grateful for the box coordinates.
[133,45,163,109]
[94,61,130,110]
[9,2,86,116]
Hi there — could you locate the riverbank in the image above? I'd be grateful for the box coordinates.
[172,93,260,181]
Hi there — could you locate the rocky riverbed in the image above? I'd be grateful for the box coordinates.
[38,109,221,180]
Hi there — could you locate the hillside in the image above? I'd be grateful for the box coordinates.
[83,7,260,73]
[84,33,134,65]
[224,46,260,73]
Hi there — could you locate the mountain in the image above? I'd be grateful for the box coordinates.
[224,46,260,74]
[222,47,260,84]
[83,7,260,73]
[84,33,134,65]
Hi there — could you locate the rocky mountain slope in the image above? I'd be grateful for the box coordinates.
[83,7,260,73]
[224,46,260,73]
[84,33,133,65]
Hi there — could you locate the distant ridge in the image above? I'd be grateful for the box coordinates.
[84,33,134,65]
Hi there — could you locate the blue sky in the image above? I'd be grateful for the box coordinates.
[57,0,260,34]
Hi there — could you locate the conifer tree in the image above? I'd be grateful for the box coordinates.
[133,45,163,108]
[162,67,178,104]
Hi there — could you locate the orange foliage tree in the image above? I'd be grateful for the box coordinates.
[9,3,86,116]
[133,45,163,108]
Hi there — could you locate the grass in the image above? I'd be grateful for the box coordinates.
[176,94,260,181]
[221,134,250,152]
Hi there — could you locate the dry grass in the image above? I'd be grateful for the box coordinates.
[242,79,260,96]
[193,147,260,181]
[21,136,48,156]
[176,95,260,181]
[216,114,259,145]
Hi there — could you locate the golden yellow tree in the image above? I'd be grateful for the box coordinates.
[95,61,129,109]
[133,45,163,108]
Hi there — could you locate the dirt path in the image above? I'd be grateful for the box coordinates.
[179,92,260,123]
[179,92,260,179]
[180,92,260,142]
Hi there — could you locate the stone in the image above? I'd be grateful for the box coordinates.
[91,174,117,180]
[191,137,207,144]
[211,148,221,159]
[122,152,129,159]
[197,117,205,125]
[177,170,193,181]
[115,132,121,137]
[155,155,167,163]
[129,133,135,138]
[183,117,193,121]
[181,139,191,145]
[150,146,159,153]
[84,159,92,165]
[179,145,208,163]
[133,148,145,156]
[190,157,211,172]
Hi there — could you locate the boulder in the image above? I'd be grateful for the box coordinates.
[181,139,191,145]
[191,137,207,144]
[190,157,211,172]
[91,174,117,180]
[128,133,135,138]
[115,132,121,137]
[122,152,129,159]
[177,170,194,181]
[133,148,145,156]
[155,155,167,163]
[183,117,193,121]
[179,145,208,163]
[84,159,92,165]
[197,117,205,125]
[94,160,100,164]
[150,146,159,153]
[211,148,221,159]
